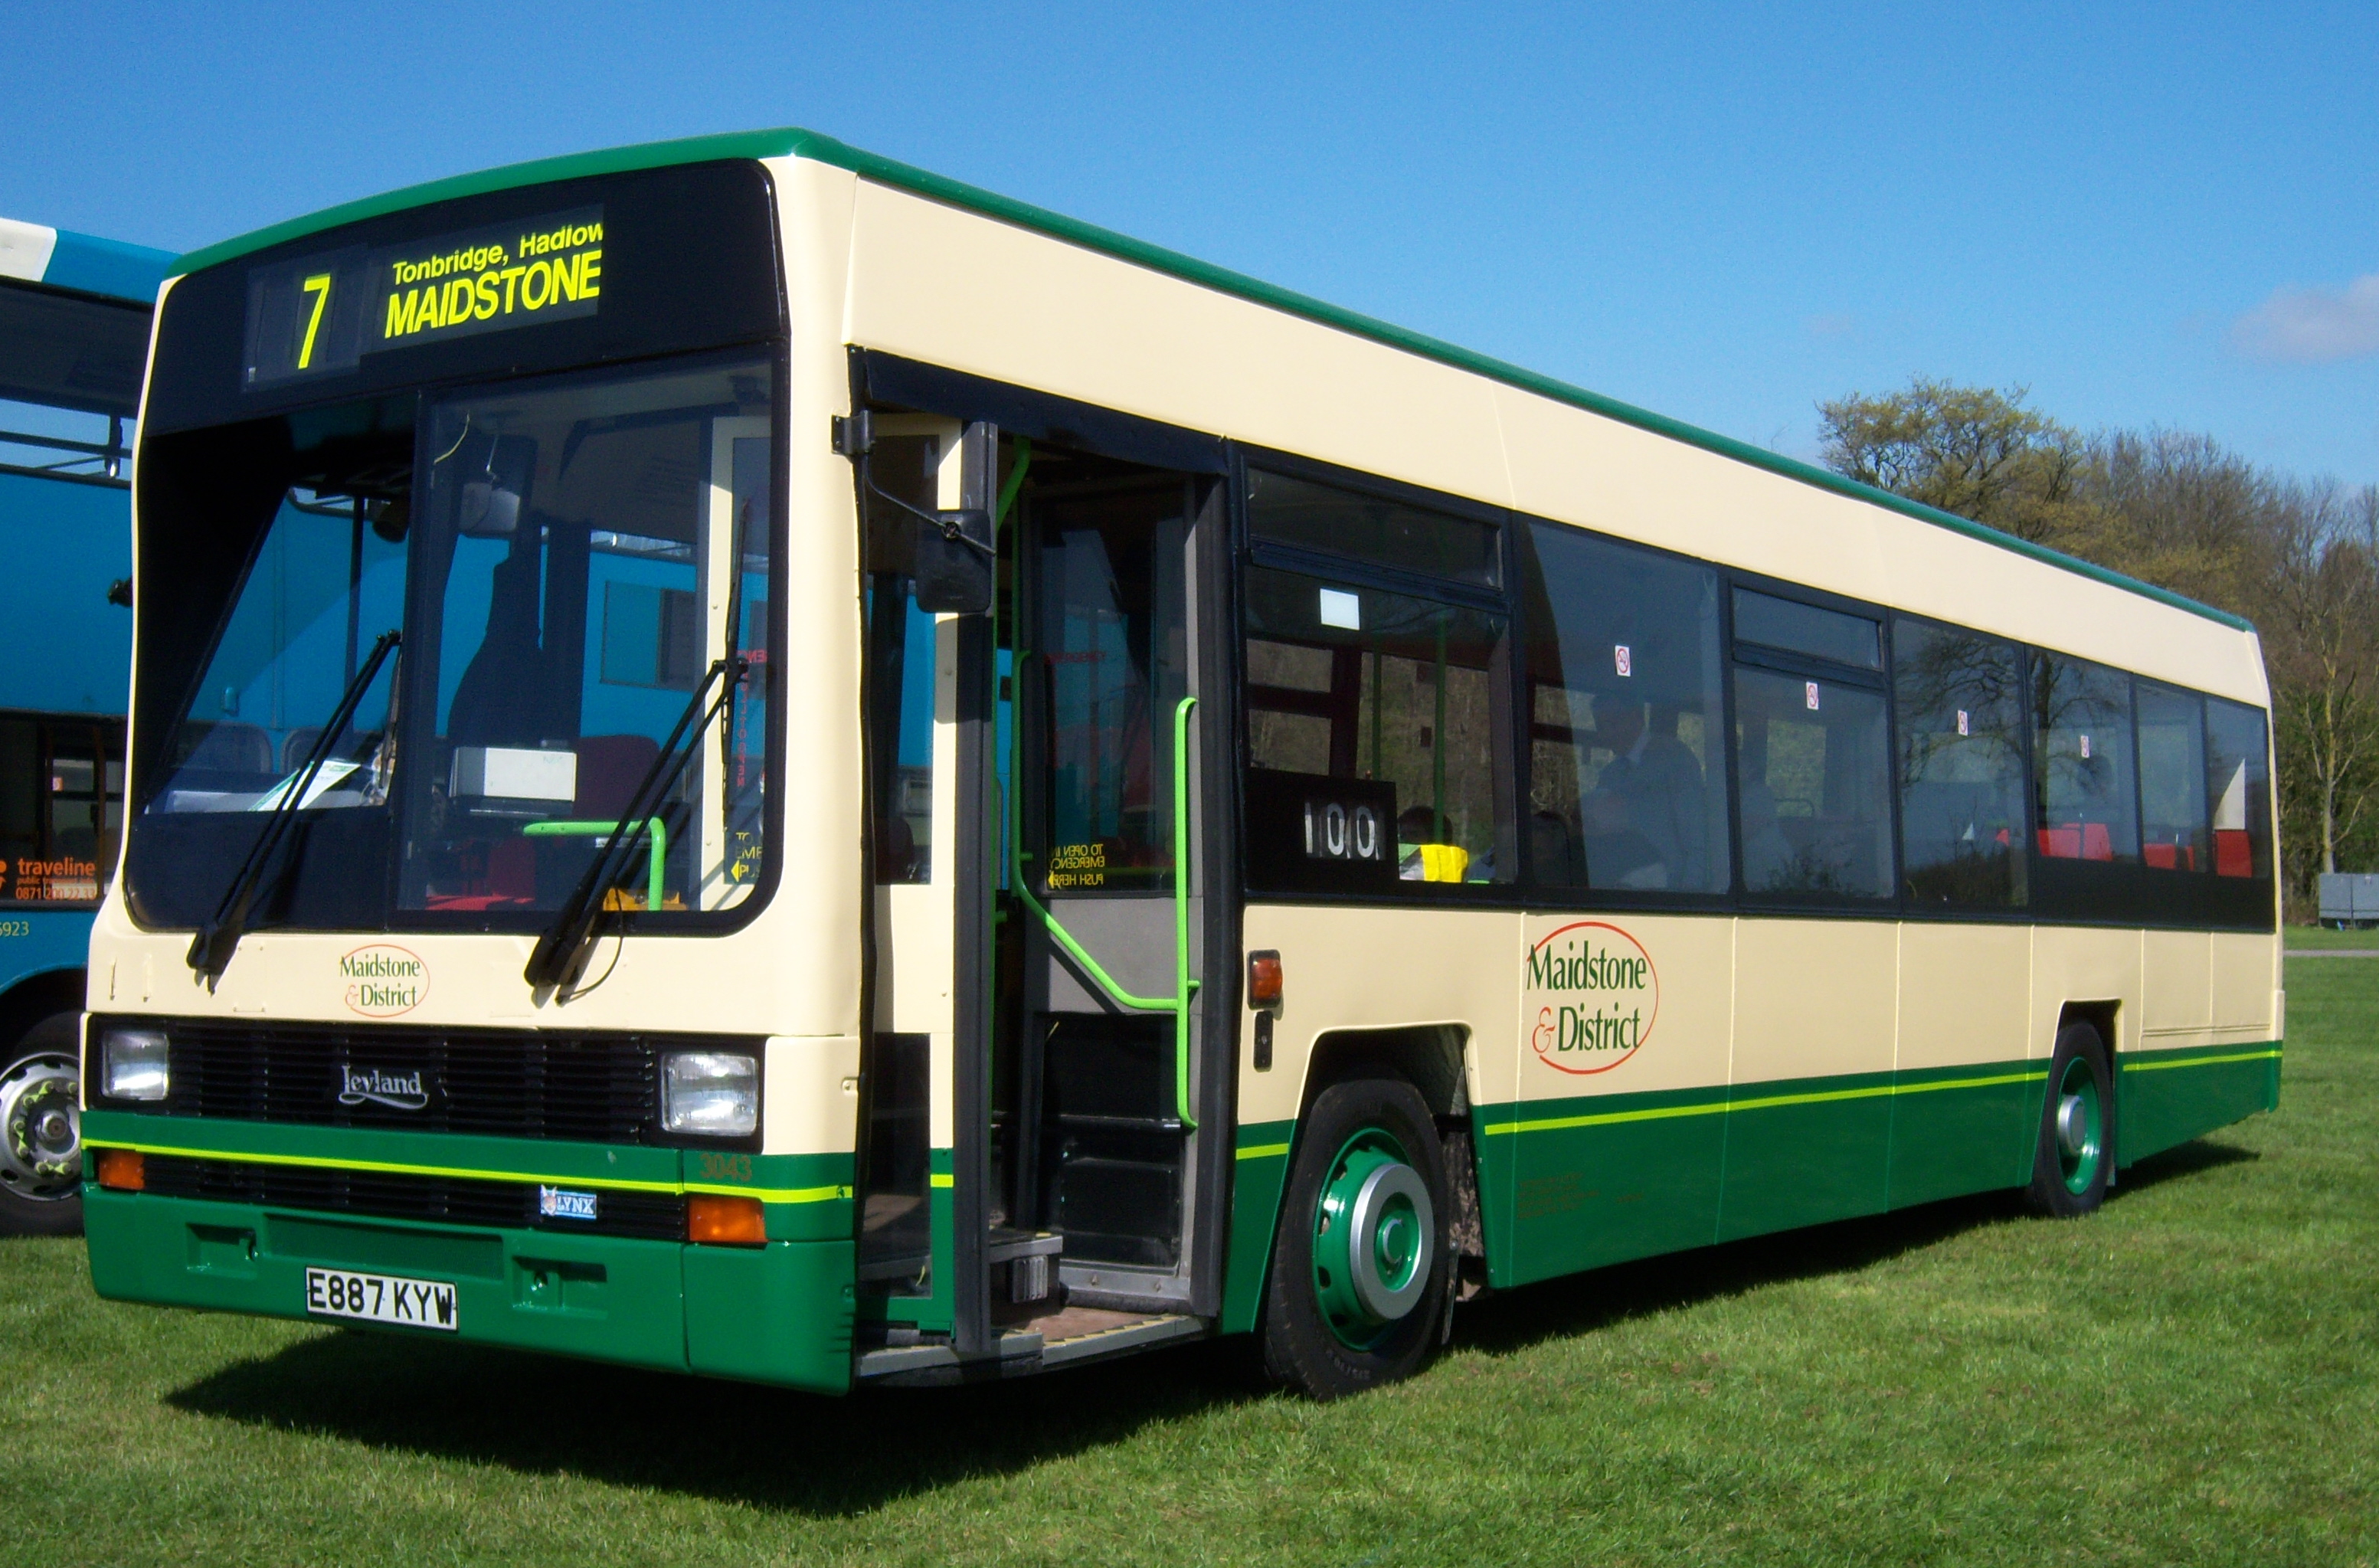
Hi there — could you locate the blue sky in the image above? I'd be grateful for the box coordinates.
[6,2,2374,483]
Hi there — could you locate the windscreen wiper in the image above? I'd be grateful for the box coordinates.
[188,629,401,979]
[522,652,746,992]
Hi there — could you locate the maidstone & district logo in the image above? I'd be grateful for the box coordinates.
[1527,920,1660,1075]
[340,944,429,1019]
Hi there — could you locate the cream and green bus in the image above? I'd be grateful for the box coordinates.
[80,130,2281,1398]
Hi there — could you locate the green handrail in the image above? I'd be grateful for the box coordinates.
[1006,700,1200,1131]
[523,817,667,911]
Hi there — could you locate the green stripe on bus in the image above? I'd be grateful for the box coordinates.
[82,1138,851,1204]
[929,1173,954,1188]
[2125,1047,2282,1072]
[1235,1142,1292,1160]
[1481,1067,2051,1138]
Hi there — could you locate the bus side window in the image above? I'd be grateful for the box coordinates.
[2204,697,2271,879]
[2136,682,2211,873]
[1892,617,2027,908]
[1516,522,1729,894]
[2030,652,2139,865]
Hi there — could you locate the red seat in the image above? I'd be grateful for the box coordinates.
[2214,829,2253,879]
[2037,822,2114,862]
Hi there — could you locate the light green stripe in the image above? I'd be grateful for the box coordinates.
[928,1173,954,1188]
[2124,1047,2282,1073]
[1235,1142,1291,1160]
[83,1138,850,1204]
[1481,1068,2049,1138]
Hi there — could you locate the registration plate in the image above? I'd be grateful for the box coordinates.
[303,1267,457,1331]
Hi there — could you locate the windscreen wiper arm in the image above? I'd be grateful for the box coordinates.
[522,653,745,992]
[188,629,401,979]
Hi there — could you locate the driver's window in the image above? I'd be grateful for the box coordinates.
[398,357,771,915]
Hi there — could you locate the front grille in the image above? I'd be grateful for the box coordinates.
[100,1017,760,1147]
[144,1153,687,1242]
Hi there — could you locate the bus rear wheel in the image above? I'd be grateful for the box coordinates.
[1260,1075,1450,1399]
[2025,1021,2111,1219]
[0,1012,84,1236]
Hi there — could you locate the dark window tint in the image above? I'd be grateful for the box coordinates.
[1733,588,1880,670]
[2205,697,2272,880]
[1893,619,2027,907]
[1518,522,1728,893]
[1734,669,1893,899]
[1029,474,1190,894]
[2031,653,2138,864]
[1247,467,1499,588]
[862,431,947,885]
[2137,682,2209,873]
[1244,566,1510,888]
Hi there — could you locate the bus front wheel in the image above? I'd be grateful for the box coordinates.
[1260,1075,1450,1399]
[2025,1022,2112,1219]
[0,1013,84,1236]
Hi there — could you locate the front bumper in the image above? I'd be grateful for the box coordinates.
[79,1111,856,1393]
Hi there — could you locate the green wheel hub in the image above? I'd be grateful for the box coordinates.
[1310,1127,1434,1349]
[2054,1054,2104,1196]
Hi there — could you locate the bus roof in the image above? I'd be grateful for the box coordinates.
[168,128,2255,637]
[0,217,174,305]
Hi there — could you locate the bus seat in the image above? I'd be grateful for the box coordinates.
[280,727,323,773]
[574,734,661,819]
[2143,841,2197,871]
[2037,822,2115,861]
[181,722,273,780]
[2214,829,2253,878]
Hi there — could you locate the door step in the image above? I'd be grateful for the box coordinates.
[853,1310,1205,1384]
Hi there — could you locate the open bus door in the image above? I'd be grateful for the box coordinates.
[852,391,1233,1376]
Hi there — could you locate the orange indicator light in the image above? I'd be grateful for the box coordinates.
[687,1194,765,1245]
[97,1148,145,1192]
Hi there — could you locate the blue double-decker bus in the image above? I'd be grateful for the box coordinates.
[0,217,172,1233]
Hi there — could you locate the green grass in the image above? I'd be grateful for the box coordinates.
[6,961,2375,1566]
[2285,921,2379,950]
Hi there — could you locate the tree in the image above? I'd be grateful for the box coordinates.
[1817,379,2096,547]
[2264,485,2379,885]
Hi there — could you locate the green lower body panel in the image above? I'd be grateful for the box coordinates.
[1219,1122,1294,1336]
[1886,1062,2041,1208]
[1718,1072,1893,1241]
[2119,1042,2282,1165]
[84,1190,855,1395]
[1494,1089,1726,1282]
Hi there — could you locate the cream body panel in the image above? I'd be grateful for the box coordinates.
[2140,930,2214,1036]
[764,1035,860,1154]
[841,179,1513,519]
[1515,911,1731,1102]
[2027,925,2143,1056]
[1732,919,1897,1084]
[1896,921,2030,1071]
[822,159,2265,706]
[2209,930,2280,1036]
[1236,903,1520,1127]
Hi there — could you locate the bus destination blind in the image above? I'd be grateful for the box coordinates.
[242,206,603,388]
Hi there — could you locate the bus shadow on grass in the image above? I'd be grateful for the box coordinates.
[1452,1137,2258,1358]
[162,1139,2253,1511]
[163,1316,1270,1516]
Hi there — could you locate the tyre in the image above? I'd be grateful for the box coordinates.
[1260,1075,1451,1399]
[1,1011,85,1236]
[2025,1020,2112,1219]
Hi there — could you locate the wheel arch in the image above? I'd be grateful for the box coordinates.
[0,967,85,1058]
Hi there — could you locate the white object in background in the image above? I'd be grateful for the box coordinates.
[1317,588,1361,630]
[0,218,59,283]
[450,746,578,802]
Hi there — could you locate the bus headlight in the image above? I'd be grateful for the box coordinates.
[101,1029,171,1102]
[661,1051,758,1138]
